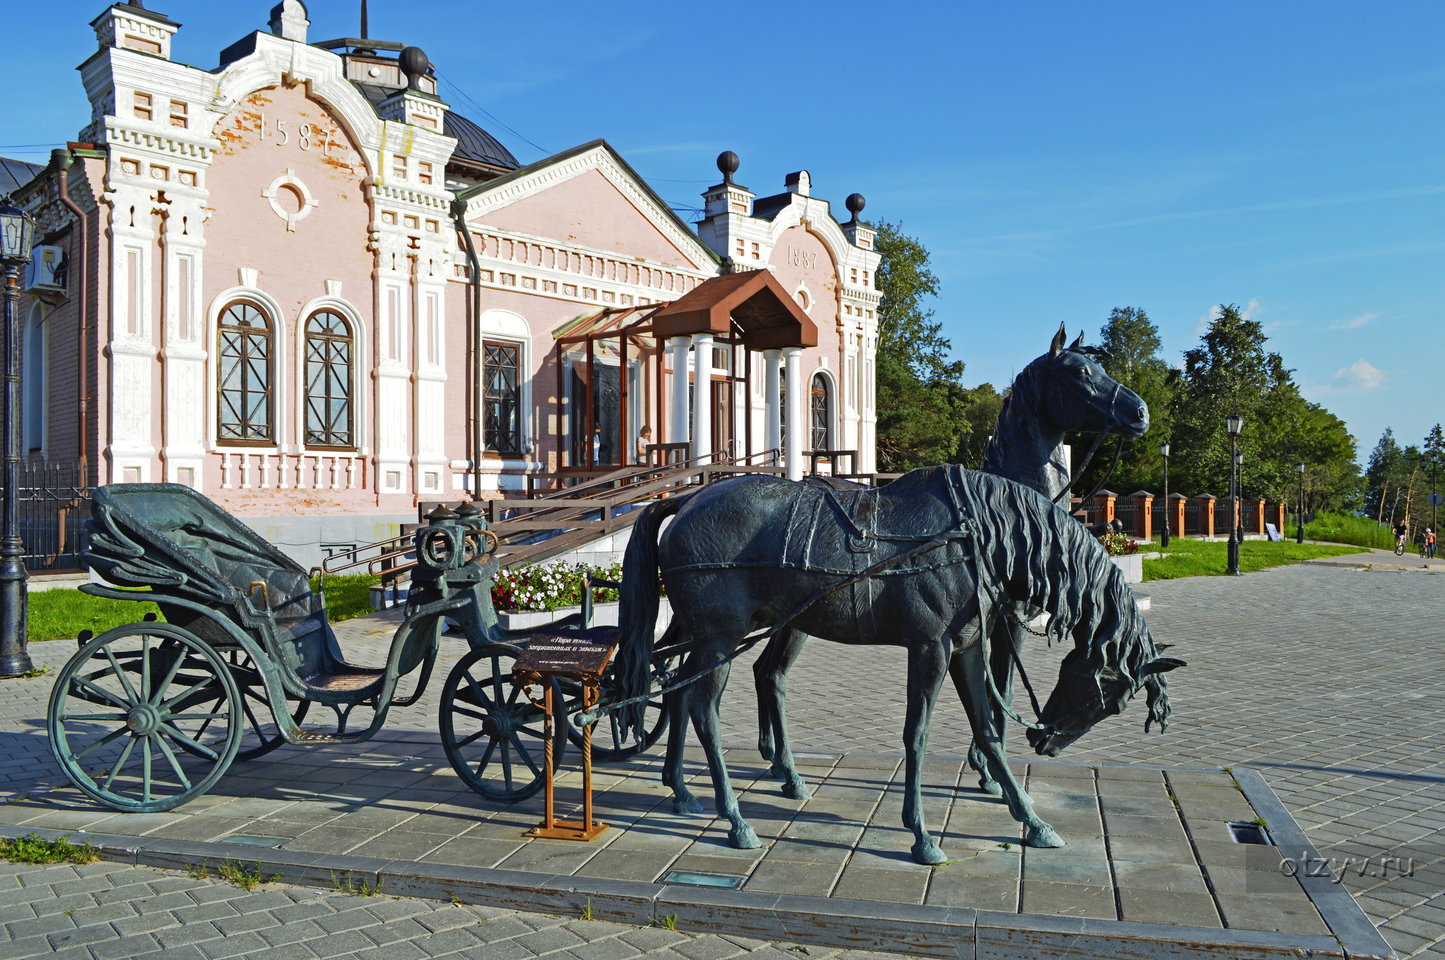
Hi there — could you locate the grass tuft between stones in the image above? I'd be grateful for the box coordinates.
[0,833,100,865]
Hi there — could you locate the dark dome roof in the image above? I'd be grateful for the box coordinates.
[444,112,518,172]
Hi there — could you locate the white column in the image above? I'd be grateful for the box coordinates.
[784,347,803,481]
[763,349,782,464]
[667,336,692,459]
[691,333,714,464]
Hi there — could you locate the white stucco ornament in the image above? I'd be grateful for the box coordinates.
[261,169,319,231]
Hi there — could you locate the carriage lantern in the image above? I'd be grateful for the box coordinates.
[0,194,36,677]
[1226,413,1243,576]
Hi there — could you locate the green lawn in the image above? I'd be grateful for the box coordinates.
[1143,539,1361,581]
[27,572,383,643]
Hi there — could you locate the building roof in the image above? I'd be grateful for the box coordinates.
[444,111,518,172]
[347,80,518,173]
[651,270,818,350]
[0,158,42,195]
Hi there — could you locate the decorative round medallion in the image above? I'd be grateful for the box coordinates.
[260,168,319,232]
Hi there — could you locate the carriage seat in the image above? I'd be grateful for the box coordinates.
[272,609,384,693]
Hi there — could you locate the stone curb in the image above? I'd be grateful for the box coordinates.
[1233,768,1396,960]
[0,813,1363,960]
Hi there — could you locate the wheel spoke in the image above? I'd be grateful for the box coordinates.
[237,693,266,737]
[510,734,541,776]
[195,695,224,741]
[102,645,140,704]
[456,728,488,749]
[490,657,505,706]
[160,675,219,714]
[500,737,513,791]
[449,705,489,723]
[141,633,151,703]
[61,712,127,722]
[151,733,192,791]
[101,737,137,792]
[148,644,189,707]
[73,726,129,760]
[473,736,497,777]
[71,674,129,710]
[158,722,219,762]
[142,735,152,803]
[463,672,496,710]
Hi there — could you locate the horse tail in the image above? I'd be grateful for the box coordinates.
[615,494,687,738]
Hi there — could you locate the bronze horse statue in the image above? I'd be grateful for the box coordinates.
[614,467,1180,865]
[744,324,1151,803]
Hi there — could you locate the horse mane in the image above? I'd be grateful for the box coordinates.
[948,467,1159,690]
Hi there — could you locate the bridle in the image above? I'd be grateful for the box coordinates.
[1051,377,1125,509]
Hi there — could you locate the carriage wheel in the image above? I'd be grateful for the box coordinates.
[440,645,563,803]
[224,651,310,762]
[47,624,242,813]
[562,655,675,762]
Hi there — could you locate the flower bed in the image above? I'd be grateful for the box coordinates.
[1097,531,1141,556]
[491,561,626,613]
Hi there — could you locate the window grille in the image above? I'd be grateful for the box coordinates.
[483,342,521,455]
[305,311,354,447]
[217,302,272,443]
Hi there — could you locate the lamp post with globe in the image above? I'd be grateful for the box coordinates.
[1226,413,1243,576]
[1159,440,1171,548]
[0,195,36,677]
[1296,461,1306,545]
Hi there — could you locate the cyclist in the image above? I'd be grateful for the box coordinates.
[1427,528,1438,560]
[1395,519,1409,555]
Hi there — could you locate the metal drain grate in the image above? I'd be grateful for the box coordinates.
[662,870,746,889]
[1227,822,1272,845]
[219,835,286,847]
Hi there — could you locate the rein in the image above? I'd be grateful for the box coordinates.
[1051,380,1127,511]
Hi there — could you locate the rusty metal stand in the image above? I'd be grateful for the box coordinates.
[525,675,607,841]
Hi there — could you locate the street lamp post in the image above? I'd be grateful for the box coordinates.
[1296,461,1306,544]
[1226,413,1243,576]
[1159,440,1171,548]
[0,196,36,677]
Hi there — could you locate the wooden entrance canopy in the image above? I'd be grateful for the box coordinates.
[650,270,818,349]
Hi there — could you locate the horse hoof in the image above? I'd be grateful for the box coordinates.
[729,824,761,849]
[782,778,811,801]
[1025,823,1065,848]
[674,795,704,815]
[978,777,1003,797]
[912,840,947,865]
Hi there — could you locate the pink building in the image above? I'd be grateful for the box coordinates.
[14,1,882,567]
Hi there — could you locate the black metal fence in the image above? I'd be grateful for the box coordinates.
[1113,497,1138,535]
[19,462,92,572]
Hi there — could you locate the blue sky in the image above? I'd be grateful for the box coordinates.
[8,1,1443,464]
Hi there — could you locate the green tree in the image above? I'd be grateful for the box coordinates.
[1169,303,1360,508]
[871,221,967,471]
[1073,307,1177,495]
[953,382,1004,469]
[1364,428,1403,522]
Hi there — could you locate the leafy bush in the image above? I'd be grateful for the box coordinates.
[492,561,624,613]
[1285,510,1395,551]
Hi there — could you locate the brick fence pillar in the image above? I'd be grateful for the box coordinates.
[1253,499,1266,535]
[1094,490,1117,526]
[1273,502,1286,534]
[1131,491,1153,540]
[1196,494,1216,537]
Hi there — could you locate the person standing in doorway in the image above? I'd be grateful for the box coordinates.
[636,425,652,465]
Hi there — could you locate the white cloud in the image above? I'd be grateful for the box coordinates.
[1328,310,1383,331]
[1332,358,1386,391]
[1240,298,1260,321]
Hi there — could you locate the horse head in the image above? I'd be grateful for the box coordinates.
[1019,323,1150,441]
[1025,652,1184,757]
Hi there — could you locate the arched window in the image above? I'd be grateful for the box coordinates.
[810,373,831,451]
[483,342,521,455]
[304,310,353,447]
[22,303,45,454]
[217,301,272,443]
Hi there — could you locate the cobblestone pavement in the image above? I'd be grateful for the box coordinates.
[0,857,908,960]
[2,551,1442,956]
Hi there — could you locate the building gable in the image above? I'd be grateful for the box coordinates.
[460,142,717,273]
